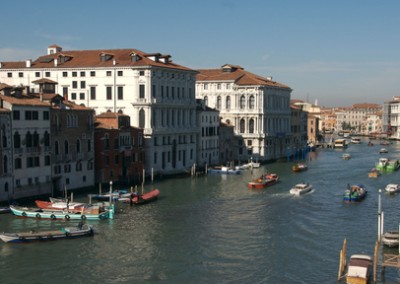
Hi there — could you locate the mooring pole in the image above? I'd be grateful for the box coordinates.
[378,189,382,243]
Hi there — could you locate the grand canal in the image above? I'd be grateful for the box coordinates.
[1,138,400,283]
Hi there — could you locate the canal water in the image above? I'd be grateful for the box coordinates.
[1,138,400,284]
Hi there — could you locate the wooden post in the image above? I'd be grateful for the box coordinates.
[99,183,102,195]
[70,192,73,202]
[151,167,154,184]
[378,189,382,243]
[338,248,343,281]
[373,240,378,283]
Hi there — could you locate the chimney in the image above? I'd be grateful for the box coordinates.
[26,59,32,68]
[54,59,58,67]
[113,59,116,66]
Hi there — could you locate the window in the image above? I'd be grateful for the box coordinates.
[62,72,68,77]
[139,85,145,98]
[90,71,96,77]
[226,96,231,110]
[204,96,208,106]
[140,71,145,76]
[71,93,77,100]
[106,71,112,76]
[80,71,85,77]
[117,86,123,100]
[117,71,123,76]
[249,119,255,133]
[72,81,77,88]
[18,72,23,78]
[45,72,50,77]
[80,93,85,100]
[13,111,20,120]
[90,86,96,100]
[139,109,145,128]
[240,95,246,109]
[43,111,49,120]
[152,84,156,98]
[64,140,69,154]
[7,73,12,78]
[240,119,245,133]
[35,72,40,77]
[25,111,32,120]
[114,155,119,165]
[249,96,255,109]
[80,81,86,88]
[72,72,77,77]
[106,87,112,100]
[14,158,22,169]
[216,96,221,109]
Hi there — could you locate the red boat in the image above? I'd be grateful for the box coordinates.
[127,189,160,205]
[248,173,279,189]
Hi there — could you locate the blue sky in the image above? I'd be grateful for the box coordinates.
[1,0,400,107]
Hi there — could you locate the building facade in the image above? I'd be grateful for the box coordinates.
[0,45,199,175]
[335,103,382,134]
[0,105,12,202]
[196,64,293,162]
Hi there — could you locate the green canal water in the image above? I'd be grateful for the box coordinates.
[1,138,400,283]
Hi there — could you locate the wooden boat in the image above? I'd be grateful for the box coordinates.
[385,183,400,194]
[342,153,351,160]
[292,163,308,172]
[125,189,160,205]
[368,168,380,178]
[247,173,279,189]
[207,166,241,175]
[35,198,87,212]
[346,254,373,284]
[289,182,312,195]
[382,231,399,247]
[0,224,94,243]
[343,184,367,202]
[9,204,114,220]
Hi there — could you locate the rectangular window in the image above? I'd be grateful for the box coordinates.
[72,81,77,88]
[72,72,77,77]
[90,71,96,77]
[80,93,85,100]
[106,87,112,100]
[14,158,22,169]
[152,84,156,98]
[90,86,96,100]
[71,93,77,100]
[139,85,145,98]
[25,111,32,120]
[45,72,50,77]
[80,71,85,77]
[80,81,86,88]
[35,72,40,77]
[106,71,112,76]
[45,155,51,166]
[13,110,20,120]
[7,73,12,78]
[140,71,145,76]
[117,71,123,76]
[32,111,39,120]
[117,86,123,100]
[62,72,68,77]
[63,87,68,98]
[18,72,23,78]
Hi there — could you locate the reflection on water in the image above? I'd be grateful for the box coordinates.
[0,138,400,283]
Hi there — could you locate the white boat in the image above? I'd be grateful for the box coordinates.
[289,183,312,195]
[237,161,260,169]
[346,254,372,284]
[379,148,388,154]
[351,137,361,144]
[385,183,400,194]
[342,153,351,160]
[382,231,399,247]
[334,139,348,148]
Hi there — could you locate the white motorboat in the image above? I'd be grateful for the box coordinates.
[385,183,400,194]
[382,231,399,247]
[289,183,312,195]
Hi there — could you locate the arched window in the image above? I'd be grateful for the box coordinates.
[64,140,69,154]
[2,125,6,148]
[139,109,145,128]
[240,95,246,109]
[76,139,81,153]
[13,131,20,148]
[226,96,231,110]
[249,119,255,133]
[216,96,221,110]
[33,131,39,147]
[204,96,208,106]
[55,140,59,155]
[44,131,50,147]
[240,119,245,133]
[26,131,32,147]
[249,95,255,109]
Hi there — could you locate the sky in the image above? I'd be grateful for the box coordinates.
[1,0,400,107]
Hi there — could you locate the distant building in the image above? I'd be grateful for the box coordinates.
[94,112,145,187]
[383,97,400,138]
[219,122,236,165]
[196,64,292,162]
[290,104,308,157]
[335,103,382,134]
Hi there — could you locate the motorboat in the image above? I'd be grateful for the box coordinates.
[382,231,399,247]
[343,184,367,202]
[342,153,351,160]
[248,173,279,189]
[346,254,372,284]
[379,148,388,154]
[289,183,312,195]
[385,183,400,194]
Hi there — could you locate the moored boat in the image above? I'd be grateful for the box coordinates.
[289,182,312,195]
[9,204,114,220]
[0,224,94,243]
[375,157,389,171]
[247,173,279,189]
[207,166,241,175]
[125,189,160,205]
[368,168,380,178]
[382,231,399,247]
[379,147,388,154]
[35,199,87,212]
[0,206,11,214]
[343,184,367,202]
[292,163,308,172]
[342,153,351,160]
[91,189,131,201]
[346,254,373,284]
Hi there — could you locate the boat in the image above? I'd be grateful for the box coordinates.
[342,153,351,160]
[382,231,399,247]
[238,161,260,169]
[0,206,11,214]
[9,204,114,220]
[368,168,380,178]
[35,198,87,212]
[207,166,241,175]
[289,182,313,195]
[375,157,389,171]
[334,139,348,148]
[386,159,400,172]
[292,163,308,172]
[247,173,279,189]
[346,254,373,284]
[385,183,400,194]
[0,224,94,243]
[91,189,132,201]
[379,148,388,154]
[343,184,367,202]
[125,189,160,205]
[351,137,361,144]
[367,141,374,146]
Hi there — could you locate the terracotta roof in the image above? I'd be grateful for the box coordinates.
[0,83,13,90]
[352,103,381,109]
[196,64,290,89]
[32,78,58,84]
[0,94,49,107]
[1,48,194,71]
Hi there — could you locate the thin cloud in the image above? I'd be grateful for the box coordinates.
[34,31,80,42]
